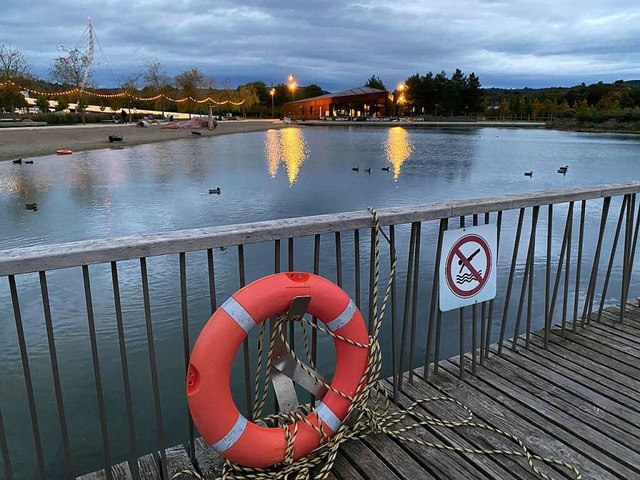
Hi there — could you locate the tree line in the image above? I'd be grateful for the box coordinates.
[484,80,640,121]
[3,42,640,124]
[0,44,325,121]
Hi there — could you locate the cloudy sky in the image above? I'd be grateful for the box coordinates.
[1,0,639,91]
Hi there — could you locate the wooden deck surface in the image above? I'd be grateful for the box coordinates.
[79,305,640,480]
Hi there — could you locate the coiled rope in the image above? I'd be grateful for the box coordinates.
[176,207,581,480]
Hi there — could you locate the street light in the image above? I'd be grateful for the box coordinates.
[270,87,275,118]
[288,74,297,101]
[394,83,406,117]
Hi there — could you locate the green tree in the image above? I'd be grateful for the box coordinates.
[36,96,50,113]
[365,75,386,90]
[0,82,27,117]
[175,68,205,118]
[301,84,323,99]
[0,44,31,119]
[55,96,69,112]
[50,46,93,124]
[465,72,483,114]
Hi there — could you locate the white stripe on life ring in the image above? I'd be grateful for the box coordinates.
[221,297,256,334]
[316,401,341,433]
[325,299,356,332]
[212,414,248,453]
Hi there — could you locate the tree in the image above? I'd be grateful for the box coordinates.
[36,96,50,113]
[365,75,386,90]
[143,59,170,115]
[121,74,141,122]
[0,44,31,119]
[465,72,483,114]
[0,82,27,117]
[175,68,205,118]
[50,47,93,124]
[301,84,323,99]
[236,85,259,115]
[0,44,30,80]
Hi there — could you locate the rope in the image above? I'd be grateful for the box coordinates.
[175,207,582,480]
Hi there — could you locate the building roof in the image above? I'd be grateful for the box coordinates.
[288,86,387,103]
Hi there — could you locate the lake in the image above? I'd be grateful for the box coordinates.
[1,125,639,478]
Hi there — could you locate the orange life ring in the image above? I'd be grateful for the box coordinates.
[56,149,73,155]
[187,272,369,468]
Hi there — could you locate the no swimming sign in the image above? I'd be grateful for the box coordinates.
[439,223,497,312]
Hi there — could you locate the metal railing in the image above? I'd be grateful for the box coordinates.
[1,182,639,480]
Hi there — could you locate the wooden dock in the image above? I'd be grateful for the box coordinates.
[80,305,640,480]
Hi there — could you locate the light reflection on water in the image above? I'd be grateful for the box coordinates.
[1,126,640,478]
[264,128,309,185]
[385,126,414,180]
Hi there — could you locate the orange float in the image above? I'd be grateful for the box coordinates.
[56,149,73,155]
[187,272,369,468]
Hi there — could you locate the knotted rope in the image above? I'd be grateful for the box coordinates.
[176,207,581,480]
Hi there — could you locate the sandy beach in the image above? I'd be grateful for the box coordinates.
[0,119,288,161]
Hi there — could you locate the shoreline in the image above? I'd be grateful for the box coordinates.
[0,119,288,162]
[2,119,638,162]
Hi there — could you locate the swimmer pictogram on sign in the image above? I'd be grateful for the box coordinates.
[439,224,497,311]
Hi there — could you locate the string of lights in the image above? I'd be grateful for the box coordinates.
[0,80,246,105]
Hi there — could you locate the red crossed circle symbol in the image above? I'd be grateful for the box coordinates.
[445,234,492,298]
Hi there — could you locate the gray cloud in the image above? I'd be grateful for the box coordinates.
[1,0,639,90]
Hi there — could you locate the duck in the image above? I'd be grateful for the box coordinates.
[25,203,38,211]
[557,165,568,174]
[12,158,22,164]
[108,135,123,143]
[524,171,533,177]
[191,130,202,136]
[208,188,221,194]
[352,167,359,172]
[363,167,371,174]
[24,160,34,164]
[381,166,390,171]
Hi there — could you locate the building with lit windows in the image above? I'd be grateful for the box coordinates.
[283,86,392,120]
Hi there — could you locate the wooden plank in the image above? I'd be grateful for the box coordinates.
[2,183,639,275]
[513,337,640,412]
[450,357,640,476]
[546,330,640,373]
[613,304,640,323]
[164,445,196,478]
[482,349,640,444]
[374,383,494,480]
[332,453,367,479]
[599,311,640,337]
[339,440,402,479]
[436,361,633,480]
[362,434,439,480]
[581,316,640,345]
[194,437,224,479]
[569,325,640,358]
[600,309,640,332]
[382,378,539,480]
[137,454,160,480]
[75,461,132,480]
[527,335,640,403]
[533,331,639,380]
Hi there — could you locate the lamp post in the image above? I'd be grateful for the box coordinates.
[288,74,297,102]
[394,83,406,117]
[270,87,275,118]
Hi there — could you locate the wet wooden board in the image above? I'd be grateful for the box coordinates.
[78,307,640,479]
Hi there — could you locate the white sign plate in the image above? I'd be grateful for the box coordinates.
[439,223,497,312]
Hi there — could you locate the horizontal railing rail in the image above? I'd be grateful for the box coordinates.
[1,182,639,480]
[1,182,639,276]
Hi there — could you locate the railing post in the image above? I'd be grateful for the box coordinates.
[498,208,525,355]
